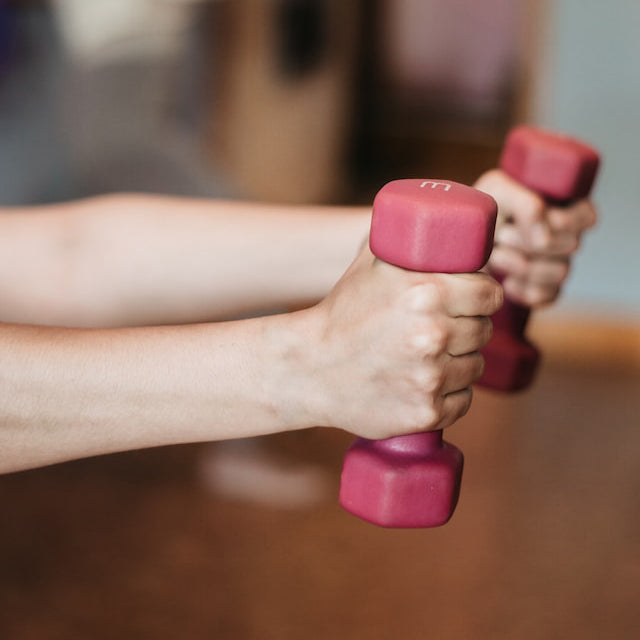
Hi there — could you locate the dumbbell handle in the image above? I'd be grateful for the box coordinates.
[478,126,600,391]
[492,281,530,335]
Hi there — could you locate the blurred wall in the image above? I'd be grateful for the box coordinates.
[210,0,361,204]
[380,0,520,119]
[530,0,640,317]
[0,1,233,204]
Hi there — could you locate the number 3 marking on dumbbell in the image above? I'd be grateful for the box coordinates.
[420,181,452,191]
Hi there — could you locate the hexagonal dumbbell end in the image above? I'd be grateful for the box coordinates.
[478,127,600,392]
[340,432,464,528]
[499,125,600,204]
[340,179,497,528]
[369,179,496,273]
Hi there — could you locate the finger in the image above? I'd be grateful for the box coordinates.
[434,387,474,430]
[501,275,561,308]
[495,222,553,251]
[496,223,581,257]
[441,351,486,394]
[434,272,504,318]
[524,257,570,287]
[445,315,493,356]
[547,200,598,233]
[490,246,570,286]
[489,243,530,276]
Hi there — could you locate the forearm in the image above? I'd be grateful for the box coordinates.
[0,312,320,473]
[0,194,371,327]
[0,241,503,474]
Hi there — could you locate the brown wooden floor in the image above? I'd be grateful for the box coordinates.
[1,353,639,639]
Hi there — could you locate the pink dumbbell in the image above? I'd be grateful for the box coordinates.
[339,179,497,528]
[478,126,601,391]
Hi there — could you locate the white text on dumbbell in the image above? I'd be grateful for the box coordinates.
[420,181,451,191]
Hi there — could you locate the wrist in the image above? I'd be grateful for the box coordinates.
[262,307,328,433]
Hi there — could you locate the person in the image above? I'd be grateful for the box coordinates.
[0,171,596,474]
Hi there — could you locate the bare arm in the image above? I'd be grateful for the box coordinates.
[0,178,594,474]
[0,244,502,473]
[0,193,371,327]
[0,181,594,327]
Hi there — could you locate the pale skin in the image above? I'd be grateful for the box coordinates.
[0,171,597,473]
[476,169,598,306]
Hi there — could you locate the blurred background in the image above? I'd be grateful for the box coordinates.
[0,1,638,639]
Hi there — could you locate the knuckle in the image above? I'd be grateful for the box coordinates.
[415,401,440,430]
[410,325,447,357]
[428,324,449,355]
[405,282,441,312]
[415,366,444,394]
[394,401,439,435]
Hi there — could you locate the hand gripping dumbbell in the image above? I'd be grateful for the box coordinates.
[477,126,601,392]
[339,179,498,528]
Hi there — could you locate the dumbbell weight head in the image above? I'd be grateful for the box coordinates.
[369,179,496,273]
[499,126,600,204]
[340,431,464,528]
